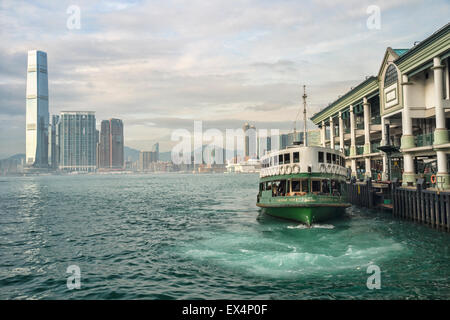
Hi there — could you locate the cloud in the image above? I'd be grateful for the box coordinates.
[0,0,449,156]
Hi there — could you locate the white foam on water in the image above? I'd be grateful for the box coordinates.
[181,230,408,279]
[287,223,335,229]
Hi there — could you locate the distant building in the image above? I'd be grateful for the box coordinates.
[152,142,159,162]
[48,115,60,169]
[98,119,124,170]
[243,122,250,157]
[26,50,49,168]
[139,151,158,171]
[279,133,290,150]
[58,111,97,172]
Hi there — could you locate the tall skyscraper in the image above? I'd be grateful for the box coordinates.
[243,122,250,157]
[151,142,160,162]
[26,50,49,167]
[59,111,97,172]
[48,115,60,169]
[98,119,124,169]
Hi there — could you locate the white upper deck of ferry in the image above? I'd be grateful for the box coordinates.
[260,145,349,178]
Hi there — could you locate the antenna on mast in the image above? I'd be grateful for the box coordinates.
[302,85,308,147]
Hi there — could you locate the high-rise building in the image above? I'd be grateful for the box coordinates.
[26,50,49,167]
[258,136,271,157]
[152,142,159,162]
[48,115,60,169]
[98,119,124,169]
[139,151,158,171]
[243,122,250,157]
[58,111,97,172]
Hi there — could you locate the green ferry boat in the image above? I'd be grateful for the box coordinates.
[256,86,350,225]
[256,145,351,225]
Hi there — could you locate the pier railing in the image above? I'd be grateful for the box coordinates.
[392,181,449,231]
[347,179,449,232]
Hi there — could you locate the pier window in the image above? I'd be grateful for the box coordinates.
[384,64,398,87]
[260,183,265,191]
[332,154,336,164]
[278,154,283,165]
[318,151,324,163]
[293,152,300,163]
[284,153,291,164]
[265,181,272,190]
[326,153,332,164]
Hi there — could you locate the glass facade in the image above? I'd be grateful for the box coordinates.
[26,50,49,167]
[58,112,97,172]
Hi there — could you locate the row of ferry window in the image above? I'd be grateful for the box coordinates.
[318,151,345,167]
[261,152,300,168]
[259,178,343,197]
[262,151,345,168]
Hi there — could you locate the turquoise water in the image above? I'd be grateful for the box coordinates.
[0,174,449,299]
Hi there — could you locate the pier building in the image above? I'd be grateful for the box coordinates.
[311,23,450,189]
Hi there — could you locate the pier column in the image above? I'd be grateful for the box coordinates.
[339,111,344,152]
[351,159,357,178]
[321,121,326,147]
[365,157,371,179]
[363,97,371,155]
[401,74,416,186]
[330,116,335,150]
[380,117,389,181]
[350,105,356,156]
[433,57,450,189]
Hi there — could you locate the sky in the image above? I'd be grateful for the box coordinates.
[0,0,449,158]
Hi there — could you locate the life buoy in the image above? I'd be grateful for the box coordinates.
[286,166,292,175]
[293,164,300,174]
[377,173,381,181]
[320,163,326,173]
[431,174,436,184]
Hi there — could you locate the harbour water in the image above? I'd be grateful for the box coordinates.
[0,174,449,299]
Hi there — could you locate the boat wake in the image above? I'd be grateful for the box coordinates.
[287,224,335,230]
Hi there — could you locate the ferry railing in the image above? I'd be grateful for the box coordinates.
[356,146,364,155]
[371,115,381,125]
[415,133,434,147]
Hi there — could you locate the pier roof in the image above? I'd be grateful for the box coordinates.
[310,76,378,125]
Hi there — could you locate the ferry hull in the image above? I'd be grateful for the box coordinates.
[258,205,348,225]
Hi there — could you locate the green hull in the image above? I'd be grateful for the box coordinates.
[259,205,347,225]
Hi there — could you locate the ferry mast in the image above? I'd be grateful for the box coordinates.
[302,85,308,147]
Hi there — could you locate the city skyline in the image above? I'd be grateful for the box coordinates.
[1,1,450,159]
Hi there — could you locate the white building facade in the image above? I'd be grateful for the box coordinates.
[311,23,450,189]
